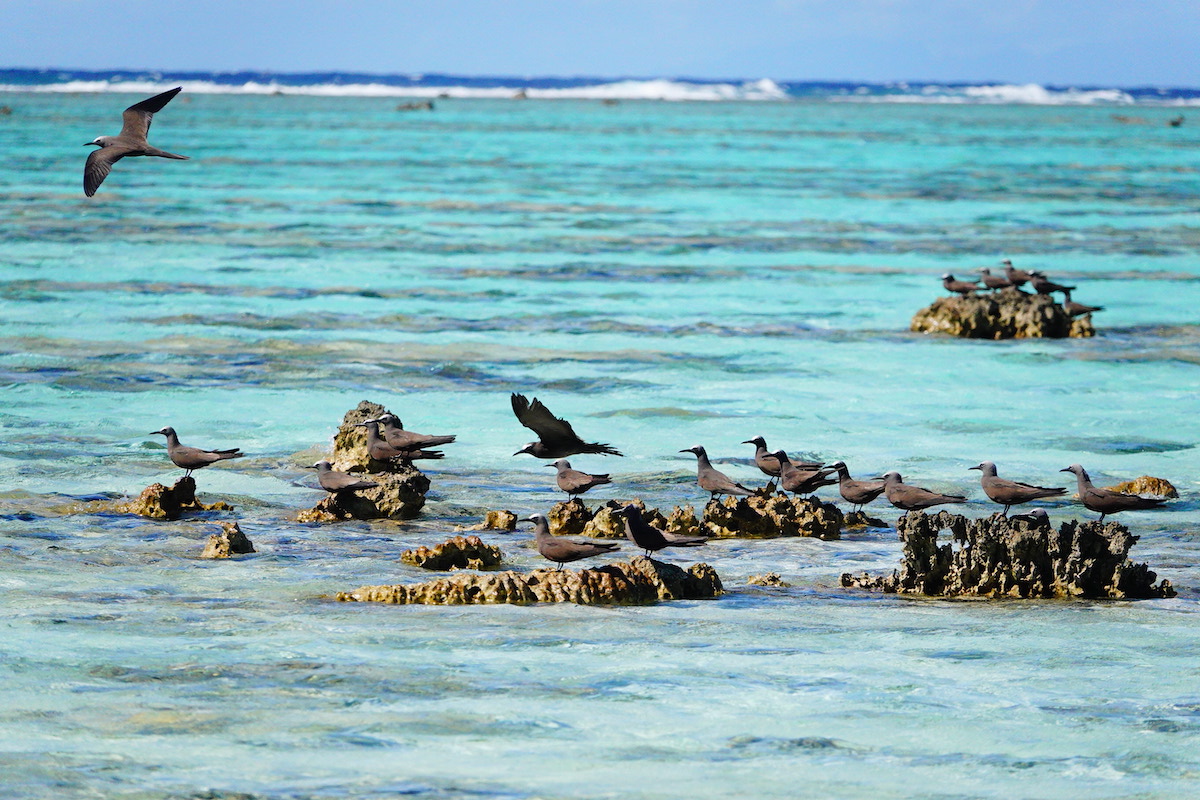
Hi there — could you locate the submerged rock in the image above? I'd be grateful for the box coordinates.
[482,510,518,531]
[400,535,503,571]
[336,556,723,606]
[911,289,1094,339]
[200,521,255,559]
[844,511,889,529]
[748,572,792,587]
[840,510,1174,599]
[299,402,431,521]
[121,477,233,520]
[1105,476,1179,499]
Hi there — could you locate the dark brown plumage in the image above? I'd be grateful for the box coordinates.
[524,513,619,569]
[619,505,706,557]
[1060,464,1168,522]
[827,460,885,510]
[357,420,444,463]
[550,459,612,498]
[1001,259,1034,287]
[84,87,188,197]
[511,393,622,458]
[1029,273,1075,296]
[314,461,378,494]
[150,426,242,477]
[372,412,457,450]
[681,445,753,498]
[1062,290,1104,317]
[941,273,979,296]
[970,461,1065,515]
[742,435,820,477]
[774,450,837,496]
[978,268,1013,291]
[882,471,967,511]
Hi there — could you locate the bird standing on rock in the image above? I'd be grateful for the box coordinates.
[84,87,189,197]
[978,268,1013,291]
[619,505,706,557]
[370,412,457,450]
[523,513,620,570]
[881,471,967,511]
[511,393,623,458]
[150,426,242,478]
[1001,259,1034,288]
[313,461,378,496]
[1059,464,1168,522]
[742,435,820,477]
[942,274,980,296]
[680,445,753,499]
[774,450,837,496]
[969,461,1065,515]
[1061,290,1104,318]
[550,459,612,499]
[827,461,886,511]
[357,420,444,464]
[1029,273,1075,296]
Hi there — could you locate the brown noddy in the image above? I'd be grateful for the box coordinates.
[881,471,967,511]
[774,450,837,496]
[356,420,444,463]
[150,426,242,477]
[522,513,619,570]
[84,87,188,197]
[313,461,378,494]
[619,505,706,557]
[680,445,753,498]
[370,412,457,450]
[511,393,622,458]
[827,460,886,511]
[1059,464,1168,522]
[550,459,612,499]
[1029,273,1075,296]
[1011,507,1051,527]
[969,461,1066,515]
[1001,259,1034,288]
[977,268,1013,291]
[941,273,980,296]
[1061,290,1104,318]
[742,435,820,477]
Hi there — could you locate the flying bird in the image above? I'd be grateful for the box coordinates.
[510,393,623,458]
[84,87,188,197]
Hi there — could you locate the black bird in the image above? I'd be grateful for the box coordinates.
[1001,259,1034,288]
[942,273,980,296]
[774,450,837,496]
[969,461,1065,515]
[1062,290,1104,318]
[742,435,820,478]
[619,505,706,557]
[550,459,612,499]
[371,412,457,450]
[680,445,753,498]
[313,461,378,495]
[881,471,967,511]
[84,87,188,197]
[357,420,444,464]
[1029,273,1075,296]
[978,268,1013,291]
[523,513,619,569]
[511,393,622,458]
[1059,464,1168,522]
[827,460,886,511]
[150,426,242,478]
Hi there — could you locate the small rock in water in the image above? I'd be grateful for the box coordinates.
[747,572,792,587]
[703,493,842,540]
[121,476,233,520]
[910,289,1094,339]
[400,535,503,571]
[201,521,255,559]
[1104,475,1178,499]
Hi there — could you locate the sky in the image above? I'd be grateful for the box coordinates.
[2,0,1197,86]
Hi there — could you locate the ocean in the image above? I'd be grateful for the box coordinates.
[1,69,1198,799]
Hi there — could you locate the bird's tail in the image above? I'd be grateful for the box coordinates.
[583,443,624,457]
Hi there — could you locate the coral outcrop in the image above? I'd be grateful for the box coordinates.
[298,401,431,522]
[840,510,1174,599]
[844,511,889,528]
[1105,476,1178,499]
[748,573,792,587]
[400,535,503,571]
[545,495,839,540]
[121,477,233,520]
[200,521,255,558]
[911,289,1094,339]
[337,556,722,606]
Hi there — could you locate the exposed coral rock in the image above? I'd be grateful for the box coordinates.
[121,477,233,520]
[400,535,503,571]
[201,521,255,559]
[299,402,431,521]
[844,511,889,528]
[911,288,1092,339]
[548,498,676,539]
[483,510,517,531]
[701,493,842,540]
[840,510,1174,599]
[336,556,723,606]
[1105,476,1179,499]
[748,572,792,587]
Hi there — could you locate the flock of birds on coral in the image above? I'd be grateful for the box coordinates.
[942,259,1103,318]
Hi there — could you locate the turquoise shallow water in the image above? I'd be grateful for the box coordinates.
[1,93,1199,799]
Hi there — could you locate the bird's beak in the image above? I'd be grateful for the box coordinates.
[678,449,691,454]
[544,464,557,468]
[1058,467,1071,473]
[968,465,982,471]
[512,450,523,457]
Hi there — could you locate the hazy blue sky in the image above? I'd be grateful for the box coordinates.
[3,0,1196,85]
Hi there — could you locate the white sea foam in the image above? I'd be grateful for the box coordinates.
[836,82,1143,105]
[0,77,789,101]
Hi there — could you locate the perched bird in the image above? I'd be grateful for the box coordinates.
[313,461,378,495]
[827,460,886,511]
[356,420,444,464]
[1061,290,1104,318]
[742,435,820,478]
[550,459,612,499]
[969,461,1066,515]
[523,513,619,569]
[1029,273,1075,296]
[1001,259,1034,288]
[511,393,622,458]
[680,445,753,498]
[84,87,188,197]
[881,471,967,511]
[371,412,457,450]
[774,450,837,496]
[1059,464,1168,522]
[619,505,706,557]
[978,268,1013,291]
[942,273,980,296]
[150,426,242,477]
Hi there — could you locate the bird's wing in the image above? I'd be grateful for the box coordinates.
[84,146,135,197]
[120,87,182,140]
[511,393,580,443]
